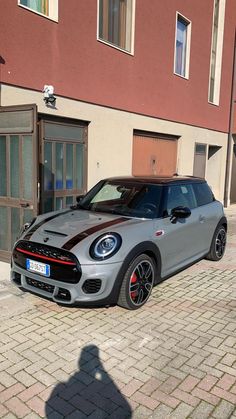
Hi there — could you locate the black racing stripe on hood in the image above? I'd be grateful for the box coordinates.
[62,217,129,251]
[24,210,72,241]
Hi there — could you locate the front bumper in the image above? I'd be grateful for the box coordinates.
[11,260,123,306]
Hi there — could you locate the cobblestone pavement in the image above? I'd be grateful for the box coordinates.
[0,207,235,418]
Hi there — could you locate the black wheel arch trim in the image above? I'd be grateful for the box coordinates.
[218,216,227,230]
[74,241,162,308]
[109,241,162,305]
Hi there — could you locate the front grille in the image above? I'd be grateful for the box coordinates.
[13,241,81,284]
[26,277,55,294]
[15,241,75,263]
[82,279,102,294]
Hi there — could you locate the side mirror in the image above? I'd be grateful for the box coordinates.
[76,195,84,204]
[170,206,191,222]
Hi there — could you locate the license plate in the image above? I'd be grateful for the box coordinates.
[26,259,50,277]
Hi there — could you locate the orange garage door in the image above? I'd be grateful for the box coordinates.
[132,133,178,176]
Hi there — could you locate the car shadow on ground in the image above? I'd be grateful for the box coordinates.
[45,344,132,418]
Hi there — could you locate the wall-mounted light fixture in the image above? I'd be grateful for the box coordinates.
[43,85,56,106]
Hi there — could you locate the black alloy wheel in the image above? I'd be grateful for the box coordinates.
[118,254,156,309]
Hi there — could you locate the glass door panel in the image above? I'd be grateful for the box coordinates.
[0,136,7,196]
[41,120,87,214]
[76,143,84,189]
[22,135,33,200]
[66,144,73,189]
[55,143,63,190]
[44,142,53,191]
[56,197,63,210]
[10,135,20,198]
[0,207,8,251]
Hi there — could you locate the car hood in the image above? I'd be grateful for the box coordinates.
[20,209,142,251]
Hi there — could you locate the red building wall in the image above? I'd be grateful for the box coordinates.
[0,0,235,133]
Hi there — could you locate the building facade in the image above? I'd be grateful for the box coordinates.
[0,0,236,261]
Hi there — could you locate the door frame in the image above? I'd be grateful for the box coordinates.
[38,116,88,214]
[0,104,38,262]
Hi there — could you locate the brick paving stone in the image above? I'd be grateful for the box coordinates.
[0,372,17,388]
[170,402,194,418]
[179,368,214,388]
[131,391,160,410]
[212,399,235,419]
[26,396,46,417]
[0,383,26,403]
[1,414,17,419]
[158,376,181,394]
[5,397,31,418]
[24,414,42,419]
[211,386,236,404]
[217,373,236,390]
[197,374,219,391]
[0,402,8,417]
[122,379,143,397]
[18,383,46,402]
[190,400,215,419]
[14,371,37,387]
[172,388,200,407]
[151,389,180,409]
[192,387,220,406]
[139,377,162,396]
[151,404,173,418]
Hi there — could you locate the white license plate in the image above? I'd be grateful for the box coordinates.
[26,259,50,277]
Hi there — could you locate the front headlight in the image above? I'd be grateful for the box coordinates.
[90,233,122,260]
[17,217,36,239]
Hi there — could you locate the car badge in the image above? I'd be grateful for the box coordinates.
[155,230,164,237]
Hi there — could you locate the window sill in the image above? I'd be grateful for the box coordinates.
[208,100,219,107]
[174,72,189,80]
[18,4,58,22]
[97,38,134,56]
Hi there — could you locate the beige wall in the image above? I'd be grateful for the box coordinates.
[1,84,227,201]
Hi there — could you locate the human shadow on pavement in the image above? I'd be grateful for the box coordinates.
[45,344,132,418]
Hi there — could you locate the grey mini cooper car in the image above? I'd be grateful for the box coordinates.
[11,176,227,310]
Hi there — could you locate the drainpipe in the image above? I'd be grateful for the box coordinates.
[224,28,236,207]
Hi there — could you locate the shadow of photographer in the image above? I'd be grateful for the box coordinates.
[46,344,132,418]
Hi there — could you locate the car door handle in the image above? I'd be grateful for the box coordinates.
[199,215,206,223]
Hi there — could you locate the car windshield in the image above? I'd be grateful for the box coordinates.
[78,180,162,219]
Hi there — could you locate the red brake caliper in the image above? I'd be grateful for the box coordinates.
[130,273,138,300]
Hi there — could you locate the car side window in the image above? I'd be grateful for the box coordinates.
[192,182,214,206]
[166,184,197,215]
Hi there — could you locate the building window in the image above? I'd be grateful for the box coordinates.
[18,0,58,21]
[98,0,135,53]
[174,14,191,78]
[208,0,226,105]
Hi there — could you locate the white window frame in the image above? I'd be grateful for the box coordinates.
[97,0,136,55]
[174,12,192,79]
[18,0,58,22]
[208,0,226,106]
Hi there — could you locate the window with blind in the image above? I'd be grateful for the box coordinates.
[18,0,58,21]
[98,0,134,53]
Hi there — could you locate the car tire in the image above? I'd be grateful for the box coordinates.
[206,224,226,261]
[118,254,156,310]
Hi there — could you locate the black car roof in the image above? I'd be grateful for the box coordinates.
[106,176,205,185]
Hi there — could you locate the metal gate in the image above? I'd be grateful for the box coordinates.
[0,105,38,262]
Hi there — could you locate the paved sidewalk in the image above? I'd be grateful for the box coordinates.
[0,207,235,418]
